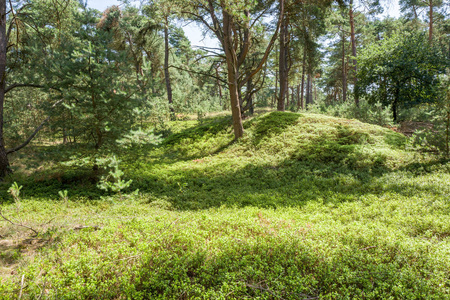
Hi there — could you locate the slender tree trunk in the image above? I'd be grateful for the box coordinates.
[287,85,290,108]
[446,110,449,157]
[247,78,254,115]
[313,78,317,103]
[164,16,174,114]
[63,125,67,144]
[274,70,278,108]
[300,47,306,110]
[349,0,359,106]
[223,11,244,139]
[296,84,300,110]
[150,62,156,95]
[429,0,433,43]
[306,73,311,109]
[215,65,223,107]
[342,31,347,102]
[393,85,399,122]
[0,0,11,179]
[278,15,288,112]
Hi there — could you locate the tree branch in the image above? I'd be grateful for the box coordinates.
[5,83,46,94]
[0,207,39,236]
[6,99,64,155]
[169,64,227,84]
[240,0,285,88]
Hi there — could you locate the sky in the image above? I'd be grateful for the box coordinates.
[87,0,401,48]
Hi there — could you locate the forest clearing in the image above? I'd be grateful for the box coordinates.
[0,0,450,298]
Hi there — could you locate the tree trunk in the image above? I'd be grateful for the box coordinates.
[306,73,311,109]
[274,68,278,108]
[314,79,317,103]
[287,85,290,108]
[429,0,433,43]
[150,62,156,95]
[0,0,11,179]
[296,84,300,110]
[300,47,306,110]
[63,126,67,144]
[164,16,174,114]
[247,78,254,115]
[393,85,399,122]
[278,14,288,112]
[223,11,244,139]
[215,65,223,107]
[349,0,359,106]
[342,31,347,102]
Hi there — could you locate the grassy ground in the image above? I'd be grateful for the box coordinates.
[1,111,450,299]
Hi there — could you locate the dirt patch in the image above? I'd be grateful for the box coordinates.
[388,121,434,136]
[0,238,52,282]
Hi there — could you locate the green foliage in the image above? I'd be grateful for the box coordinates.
[410,71,450,155]
[7,182,22,203]
[116,128,163,149]
[96,156,133,199]
[49,8,142,150]
[356,32,449,120]
[309,99,393,126]
[58,190,69,203]
[1,112,450,299]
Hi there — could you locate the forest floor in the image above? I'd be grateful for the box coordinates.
[1,111,450,299]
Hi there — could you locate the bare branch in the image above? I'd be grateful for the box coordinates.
[240,0,285,88]
[169,64,227,84]
[5,83,46,94]
[0,207,39,236]
[6,99,64,155]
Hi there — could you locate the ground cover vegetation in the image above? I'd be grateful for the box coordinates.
[0,0,450,298]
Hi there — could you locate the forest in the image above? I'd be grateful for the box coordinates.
[0,0,450,298]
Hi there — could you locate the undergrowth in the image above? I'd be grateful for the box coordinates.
[1,111,449,299]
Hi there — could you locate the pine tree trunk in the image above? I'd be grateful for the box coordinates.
[278,15,288,112]
[314,78,317,103]
[247,78,254,115]
[342,31,347,102]
[223,11,244,139]
[287,85,290,108]
[393,86,399,122]
[274,69,278,108]
[349,0,359,106]
[164,16,174,114]
[215,65,223,107]
[306,73,311,109]
[0,0,11,180]
[429,0,433,43]
[300,47,306,110]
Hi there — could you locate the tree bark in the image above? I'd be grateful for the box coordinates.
[306,73,311,109]
[0,0,11,179]
[300,47,306,110]
[164,16,174,114]
[428,0,433,43]
[247,78,254,115]
[274,65,278,108]
[349,0,359,106]
[393,85,399,122]
[278,14,288,112]
[215,64,223,107]
[342,31,347,102]
[223,10,244,139]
